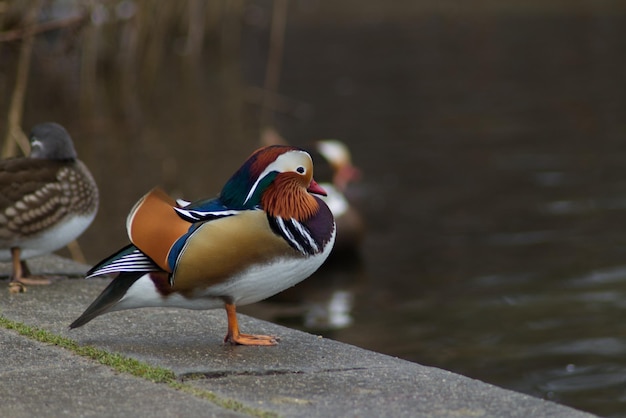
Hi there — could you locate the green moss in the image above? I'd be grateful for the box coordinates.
[0,315,279,418]
[0,316,174,382]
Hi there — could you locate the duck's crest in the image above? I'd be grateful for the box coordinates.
[220,145,300,209]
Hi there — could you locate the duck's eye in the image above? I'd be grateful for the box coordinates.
[296,166,306,174]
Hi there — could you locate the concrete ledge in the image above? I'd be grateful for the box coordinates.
[0,255,595,417]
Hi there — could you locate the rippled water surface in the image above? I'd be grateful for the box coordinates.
[4,6,626,417]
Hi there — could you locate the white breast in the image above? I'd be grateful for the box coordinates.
[0,213,96,262]
[114,225,336,311]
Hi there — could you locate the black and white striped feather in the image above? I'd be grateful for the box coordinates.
[173,207,241,223]
[86,244,160,278]
[268,216,320,256]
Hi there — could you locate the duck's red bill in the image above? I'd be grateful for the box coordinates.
[307,179,327,196]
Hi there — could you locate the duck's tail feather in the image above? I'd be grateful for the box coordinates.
[69,271,144,329]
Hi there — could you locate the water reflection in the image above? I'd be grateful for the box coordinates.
[304,289,353,329]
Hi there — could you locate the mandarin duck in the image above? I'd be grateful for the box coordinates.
[70,145,335,346]
[314,140,361,193]
[262,129,363,253]
[312,139,364,253]
[0,123,99,293]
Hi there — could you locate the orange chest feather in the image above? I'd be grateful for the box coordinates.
[261,178,319,220]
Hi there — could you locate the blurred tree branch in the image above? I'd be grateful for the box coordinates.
[260,0,288,129]
[1,3,87,157]
[1,0,42,158]
[0,13,87,42]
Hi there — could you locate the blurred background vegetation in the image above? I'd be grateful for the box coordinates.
[0,0,301,255]
[1,0,250,150]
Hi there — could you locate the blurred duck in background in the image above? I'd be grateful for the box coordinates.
[0,123,99,293]
[312,139,364,254]
[261,128,364,254]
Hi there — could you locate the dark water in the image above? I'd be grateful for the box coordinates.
[3,7,626,417]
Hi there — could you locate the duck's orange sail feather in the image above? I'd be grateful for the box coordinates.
[126,187,191,272]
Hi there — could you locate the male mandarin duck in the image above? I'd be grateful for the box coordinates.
[312,139,364,253]
[261,130,364,253]
[0,123,99,293]
[314,139,361,193]
[70,145,336,346]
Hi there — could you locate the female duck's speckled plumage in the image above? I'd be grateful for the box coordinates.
[0,123,99,293]
[70,145,335,346]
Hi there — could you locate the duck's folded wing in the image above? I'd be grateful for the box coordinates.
[125,187,244,273]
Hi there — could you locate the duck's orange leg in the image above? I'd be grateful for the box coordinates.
[223,302,279,346]
[8,248,51,293]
